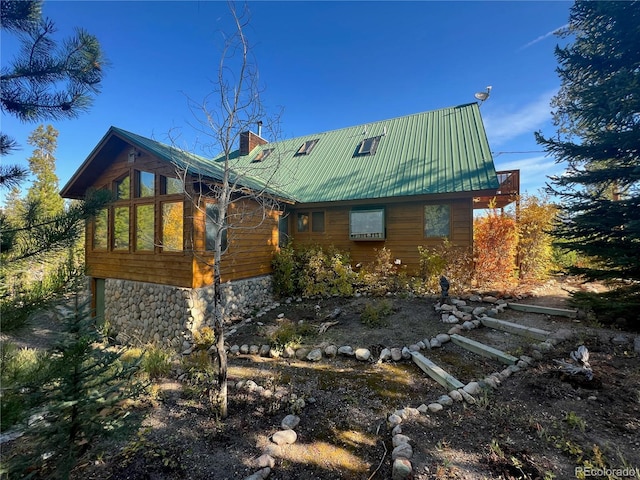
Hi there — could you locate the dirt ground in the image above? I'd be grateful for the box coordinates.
[3,277,640,480]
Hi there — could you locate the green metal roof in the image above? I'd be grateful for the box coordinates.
[221,103,499,203]
[62,103,498,204]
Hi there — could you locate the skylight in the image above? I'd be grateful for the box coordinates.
[295,139,319,156]
[355,135,381,156]
[252,147,274,162]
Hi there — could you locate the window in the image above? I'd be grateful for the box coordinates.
[135,204,155,251]
[355,136,381,156]
[136,171,155,198]
[350,208,385,240]
[253,147,274,162]
[93,209,108,250]
[295,139,319,156]
[312,211,325,232]
[162,176,184,195]
[113,206,130,250]
[162,202,183,251]
[297,212,309,232]
[114,175,130,200]
[424,204,450,238]
[205,203,227,252]
[296,211,325,233]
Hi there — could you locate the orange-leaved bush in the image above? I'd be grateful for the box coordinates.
[474,206,518,288]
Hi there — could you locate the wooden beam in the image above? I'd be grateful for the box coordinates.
[450,334,518,365]
[480,317,551,341]
[410,352,464,390]
[508,303,578,318]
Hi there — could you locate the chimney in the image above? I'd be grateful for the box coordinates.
[239,124,268,156]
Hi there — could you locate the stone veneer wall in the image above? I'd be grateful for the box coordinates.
[105,275,273,350]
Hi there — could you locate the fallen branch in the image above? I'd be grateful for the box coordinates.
[317,321,339,334]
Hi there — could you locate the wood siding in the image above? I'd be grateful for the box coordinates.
[191,198,280,287]
[85,146,280,288]
[288,197,473,275]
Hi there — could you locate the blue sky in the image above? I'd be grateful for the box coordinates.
[1,0,573,202]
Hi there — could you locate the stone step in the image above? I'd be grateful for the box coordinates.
[410,352,464,390]
[480,316,551,341]
[450,334,518,365]
[508,303,578,318]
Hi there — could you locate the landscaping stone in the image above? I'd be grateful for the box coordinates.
[259,345,271,357]
[338,345,354,356]
[437,395,453,406]
[430,338,441,348]
[324,345,338,357]
[254,454,275,469]
[428,403,443,413]
[388,414,402,426]
[355,348,371,361]
[392,442,413,460]
[392,434,411,447]
[391,348,403,361]
[244,467,271,480]
[378,348,392,362]
[281,414,300,430]
[271,429,297,445]
[295,347,311,360]
[392,458,413,480]
[240,344,249,354]
[436,333,450,344]
[401,347,412,359]
[306,349,323,362]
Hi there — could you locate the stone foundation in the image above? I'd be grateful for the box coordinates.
[104,276,273,349]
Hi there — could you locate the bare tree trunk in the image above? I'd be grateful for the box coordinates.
[213,256,228,418]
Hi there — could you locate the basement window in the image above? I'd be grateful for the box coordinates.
[295,139,319,156]
[253,148,274,162]
[355,136,381,156]
[350,208,385,240]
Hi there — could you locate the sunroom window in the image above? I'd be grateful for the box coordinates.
[113,206,130,250]
[93,209,108,250]
[114,175,130,200]
[162,201,183,251]
[135,204,155,251]
[136,171,155,198]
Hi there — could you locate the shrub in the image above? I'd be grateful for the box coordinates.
[517,194,557,282]
[141,344,173,379]
[271,244,297,297]
[360,299,394,327]
[267,319,316,350]
[474,205,518,289]
[274,245,356,298]
[0,342,50,432]
[357,247,408,294]
[418,240,474,294]
[192,326,215,351]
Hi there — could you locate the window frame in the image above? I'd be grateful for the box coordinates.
[355,136,382,156]
[92,208,109,251]
[135,203,155,252]
[295,210,325,233]
[295,139,319,156]
[161,201,184,252]
[349,207,385,241]
[135,170,155,198]
[113,206,131,251]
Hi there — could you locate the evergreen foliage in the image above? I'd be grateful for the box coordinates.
[6,296,142,479]
[25,125,65,218]
[535,1,640,284]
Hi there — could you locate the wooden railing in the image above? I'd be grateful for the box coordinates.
[473,169,520,209]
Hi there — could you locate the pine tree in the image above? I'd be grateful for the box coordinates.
[1,0,107,157]
[536,1,640,285]
[25,125,64,219]
[7,295,143,479]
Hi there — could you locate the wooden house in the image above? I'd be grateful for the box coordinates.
[61,102,518,347]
